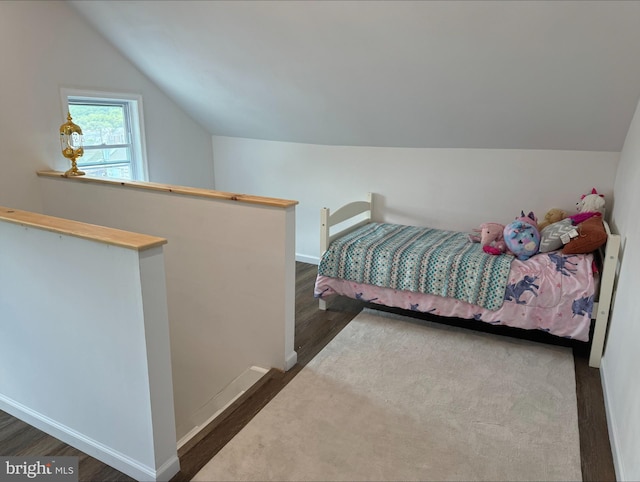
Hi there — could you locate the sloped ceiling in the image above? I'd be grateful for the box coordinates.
[70,0,640,151]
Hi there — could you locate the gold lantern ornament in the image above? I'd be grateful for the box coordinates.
[60,112,85,177]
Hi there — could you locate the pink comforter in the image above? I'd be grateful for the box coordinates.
[315,250,596,341]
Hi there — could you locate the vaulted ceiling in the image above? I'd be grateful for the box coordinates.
[70,0,640,151]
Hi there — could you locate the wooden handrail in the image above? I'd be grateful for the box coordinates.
[37,171,298,209]
[0,206,167,251]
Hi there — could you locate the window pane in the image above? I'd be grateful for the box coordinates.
[78,147,130,166]
[82,164,131,180]
[68,103,128,147]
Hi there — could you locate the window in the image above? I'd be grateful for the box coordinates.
[61,89,148,181]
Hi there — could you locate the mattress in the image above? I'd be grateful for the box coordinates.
[315,225,596,341]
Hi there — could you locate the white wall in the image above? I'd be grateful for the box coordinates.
[0,0,215,214]
[601,94,640,482]
[0,222,178,481]
[212,136,619,263]
[38,176,297,442]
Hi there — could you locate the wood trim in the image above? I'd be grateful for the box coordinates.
[37,171,299,209]
[0,206,167,251]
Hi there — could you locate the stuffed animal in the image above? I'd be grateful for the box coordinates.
[538,208,567,230]
[469,222,507,255]
[503,211,541,261]
[568,188,605,225]
[576,188,605,215]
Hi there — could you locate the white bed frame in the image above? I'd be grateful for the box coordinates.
[319,193,620,368]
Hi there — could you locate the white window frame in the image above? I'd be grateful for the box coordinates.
[60,88,149,181]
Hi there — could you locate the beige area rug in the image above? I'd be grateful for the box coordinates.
[193,308,582,481]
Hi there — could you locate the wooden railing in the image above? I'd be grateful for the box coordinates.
[37,170,298,208]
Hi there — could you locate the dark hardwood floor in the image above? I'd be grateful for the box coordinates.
[0,262,615,481]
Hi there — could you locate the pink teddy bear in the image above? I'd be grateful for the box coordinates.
[469,222,507,255]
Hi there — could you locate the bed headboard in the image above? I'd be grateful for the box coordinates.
[320,192,373,255]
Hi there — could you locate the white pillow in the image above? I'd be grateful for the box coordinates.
[539,218,574,253]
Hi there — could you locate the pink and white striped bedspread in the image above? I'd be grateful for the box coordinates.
[315,250,596,341]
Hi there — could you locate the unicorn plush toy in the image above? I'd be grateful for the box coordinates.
[503,211,540,261]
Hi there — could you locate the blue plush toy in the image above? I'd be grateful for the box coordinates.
[503,211,541,261]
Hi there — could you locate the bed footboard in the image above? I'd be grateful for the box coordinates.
[588,220,620,368]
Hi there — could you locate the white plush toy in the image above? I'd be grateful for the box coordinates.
[577,188,606,215]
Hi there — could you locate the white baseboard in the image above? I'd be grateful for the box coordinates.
[155,457,182,482]
[0,393,178,481]
[295,253,319,265]
[176,366,268,449]
[600,358,624,482]
[285,351,298,371]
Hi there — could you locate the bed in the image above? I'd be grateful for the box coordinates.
[314,193,620,368]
